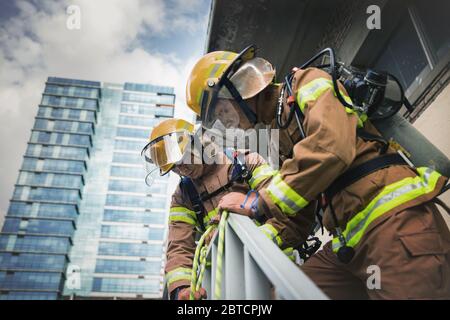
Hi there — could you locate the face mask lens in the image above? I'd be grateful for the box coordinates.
[141,131,191,181]
[144,167,160,186]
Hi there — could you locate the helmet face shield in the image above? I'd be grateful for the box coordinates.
[200,57,275,131]
[143,162,161,187]
[141,131,191,181]
[202,96,244,131]
[218,57,275,100]
[143,131,190,167]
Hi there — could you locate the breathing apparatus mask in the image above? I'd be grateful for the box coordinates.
[201,47,275,134]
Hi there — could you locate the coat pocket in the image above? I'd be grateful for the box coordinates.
[398,231,449,299]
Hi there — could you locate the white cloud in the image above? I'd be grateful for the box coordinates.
[0,0,209,213]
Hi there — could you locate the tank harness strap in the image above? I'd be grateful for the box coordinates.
[181,149,253,230]
[180,177,207,231]
[325,153,408,201]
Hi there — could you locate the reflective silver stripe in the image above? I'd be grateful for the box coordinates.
[249,165,277,189]
[259,224,282,247]
[169,210,197,225]
[332,167,440,252]
[266,182,306,216]
[166,267,192,286]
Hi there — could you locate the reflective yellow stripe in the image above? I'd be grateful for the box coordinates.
[169,207,197,226]
[203,208,219,225]
[259,223,283,247]
[266,173,309,216]
[249,164,278,189]
[283,247,296,262]
[332,167,441,252]
[166,267,192,287]
[296,77,366,128]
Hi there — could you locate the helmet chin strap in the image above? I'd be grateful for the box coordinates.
[221,77,257,125]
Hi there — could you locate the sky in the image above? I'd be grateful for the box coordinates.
[0,0,211,222]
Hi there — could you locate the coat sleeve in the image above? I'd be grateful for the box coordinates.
[258,67,358,220]
[245,152,316,249]
[165,185,198,295]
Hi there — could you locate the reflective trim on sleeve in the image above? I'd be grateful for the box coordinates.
[296,77,366,128]
[249,164,278,189]
[283,247,296,262]
[266,173,309,216]
[332,167,442,253]
[203,208,219,226]
[259,223,283,247]
[169,207,197,226]
[166,267,192,287]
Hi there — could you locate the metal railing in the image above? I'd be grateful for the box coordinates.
[199,213,328,300]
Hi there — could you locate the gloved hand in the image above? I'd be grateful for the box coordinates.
[177,287,207,300]
[218,192,256,218]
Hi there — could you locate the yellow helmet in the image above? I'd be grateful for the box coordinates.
[185,45,275,129]
[141,118,194,185]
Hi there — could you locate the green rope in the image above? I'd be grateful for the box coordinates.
[190,224,216,300]
[196,246,208,292]
[189,210,229,300]
[214,210,229,300]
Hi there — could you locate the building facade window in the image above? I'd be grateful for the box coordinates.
[12,186,81,203]
[95,259,160,275]
[0,235,71,254]
[92,277,159,294]
[17,171,83,189]
[108,179,167,194]
[111,152,142,165]
[0,271,62,290]
[122,92,174,105]
[114,139,146,152]
[98,242,163,257]
[116,127,149,139]
[120,103,174,117]
[41,95,98,110]
[103,209,165,225]
[2,218,75,236]
[110,166,145,179]
[7,202,78,219]
[0,253,66,271]
[100,225,164,241]
[0,291,58,300]
[25,144,88,161]
[22,157,86,174]
[118,115,162,128]
[105,194,166,208]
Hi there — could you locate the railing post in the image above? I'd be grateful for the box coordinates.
[225,223,245,299]
[200,213,328,300]
[211,239,217,300]
[243,247,271,300]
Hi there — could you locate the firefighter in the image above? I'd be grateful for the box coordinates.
[141,118,315,300]
[184,46,450,299]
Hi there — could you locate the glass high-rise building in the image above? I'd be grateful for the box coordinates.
[0,77,175,300]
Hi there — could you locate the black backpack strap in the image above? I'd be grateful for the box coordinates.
[180,177,206,231]
[325,153,408,200]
